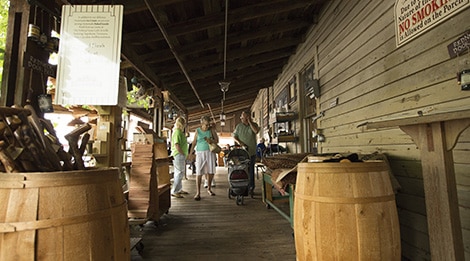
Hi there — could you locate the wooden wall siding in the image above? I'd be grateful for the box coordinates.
[252,0,470,260]
[457,128,470,259]
[252,88,268,139]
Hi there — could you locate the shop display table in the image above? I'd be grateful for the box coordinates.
[262,173,294,227]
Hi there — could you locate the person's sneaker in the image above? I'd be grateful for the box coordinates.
[211,180,216,187]
[178,190,189,195]
[203,180,208,188]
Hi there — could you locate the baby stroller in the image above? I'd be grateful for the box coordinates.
[226,147,251,205]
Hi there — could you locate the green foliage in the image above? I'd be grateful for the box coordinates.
[0,1,9,80]
[126,84,152,110]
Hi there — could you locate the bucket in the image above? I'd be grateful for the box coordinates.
[294,162,401,261]
[0,168,130,261]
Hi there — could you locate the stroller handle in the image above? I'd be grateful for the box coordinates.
[231,144,248,150]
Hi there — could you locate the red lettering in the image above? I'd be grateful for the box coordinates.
[399,19,411,33]
[412,0,444,25]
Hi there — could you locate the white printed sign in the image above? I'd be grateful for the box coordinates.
[55,5,124,105]
[395,0,470,47]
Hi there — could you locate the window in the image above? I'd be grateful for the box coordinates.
[301,62,316,116]
[289,76,297,103]
[275,88,288,112]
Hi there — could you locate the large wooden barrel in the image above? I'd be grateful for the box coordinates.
[294,161,401,261]
[0,168,130,261]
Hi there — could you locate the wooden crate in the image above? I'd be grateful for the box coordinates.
[127,142,171,220]
[128,144,157,220]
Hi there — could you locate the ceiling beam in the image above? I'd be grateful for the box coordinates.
[122,6,311,46]
[144,0,206,109]
[165,0,313,36]
[177,20,310,56]
[163,58,285,87]
[149,49,292,82]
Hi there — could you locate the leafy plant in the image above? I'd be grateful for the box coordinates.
[126,84,152,109]
[0,0,10,81]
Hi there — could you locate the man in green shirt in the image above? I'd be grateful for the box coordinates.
[232,110,260,195]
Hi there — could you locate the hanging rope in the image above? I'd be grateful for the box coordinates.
[219,0,230,116]
[221,99,224,115]
[223,0,228,80]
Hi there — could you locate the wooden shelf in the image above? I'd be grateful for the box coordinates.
[270,112,297,124]
[278,135,298,142]
[366,109,470,129]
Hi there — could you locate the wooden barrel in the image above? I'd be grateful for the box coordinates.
[294,161,401,261]
[0,168,130,261]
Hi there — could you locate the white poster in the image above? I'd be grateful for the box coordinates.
[55,5,124,105]
[395,0,470,47]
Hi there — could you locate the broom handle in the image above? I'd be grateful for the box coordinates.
[206,103,217,127]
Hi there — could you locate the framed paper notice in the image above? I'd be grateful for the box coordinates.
[55,5,124,105]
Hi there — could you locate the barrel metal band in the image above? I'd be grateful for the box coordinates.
[295,193,395,204]
[0,202,126,233]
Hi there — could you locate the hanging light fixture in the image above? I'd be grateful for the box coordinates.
[220,99,226,127]
[172,107,178,118]
[219,81,230,100]
[167,106,174,120]
[163,102,170,113]
[131,76,139,85]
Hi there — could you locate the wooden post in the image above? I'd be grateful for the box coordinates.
[1,0,59,112]
[95,105,123,168]
[1,0,31,106]
[367,109,470,260]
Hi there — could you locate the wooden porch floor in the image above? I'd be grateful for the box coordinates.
[130,166,296,261]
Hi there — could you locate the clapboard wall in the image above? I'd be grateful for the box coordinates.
[252,1,470,260]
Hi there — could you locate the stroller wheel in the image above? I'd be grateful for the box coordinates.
[228,188,232,199]
[236,195,244,205]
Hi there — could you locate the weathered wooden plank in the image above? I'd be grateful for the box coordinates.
[395,176,425,198]
[396,193,427,216]
[319,1,392,80]
[320,144,421,160]
[323,128,414,145]
[455,164,470,186]
[401,237,431,261]
[398,208,429,234]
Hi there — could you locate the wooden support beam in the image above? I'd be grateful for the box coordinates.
[366,109,470,261]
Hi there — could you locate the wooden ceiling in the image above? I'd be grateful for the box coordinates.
[59,0,326,130]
